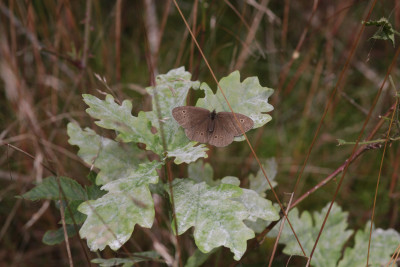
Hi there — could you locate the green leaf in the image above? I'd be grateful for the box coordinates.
[78,161,161,251]
[170,179,255,260]
[92,258,134,267]
[42,224,78,245]
[196,71,274,131]
[21,176,86,201]
[145,67,207,164]
[270,202,353,267]
[91,251,161,267]
[184,249,215,267]
[67,123,144,185]
[363,17,400,47]
[86,182,106,200]
[187,160,216,185]
[338,222,400,267]
[63,200,87,224]
[248,158,278,197]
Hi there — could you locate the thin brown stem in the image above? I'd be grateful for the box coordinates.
[81,0,92,69]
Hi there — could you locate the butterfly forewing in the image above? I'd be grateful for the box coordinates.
[172,106,210,129]
[217,112,254,136]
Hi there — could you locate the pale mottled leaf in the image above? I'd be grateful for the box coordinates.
[82,94,163,154]
[338,222,400,267]
[67,123,144,185]
[78,161,161,251]
[187,160,215,185]
[221,177,279,223]
[170,179,254,260]
[269,202,353,267]
[249,158,278,197]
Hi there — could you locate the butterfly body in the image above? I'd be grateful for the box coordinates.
[208,110,217,132]
[172,106,254,147]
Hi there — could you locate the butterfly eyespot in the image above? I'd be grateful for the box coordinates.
[240,119,244,123]
[200,132,204,136]
[214,136,218,139]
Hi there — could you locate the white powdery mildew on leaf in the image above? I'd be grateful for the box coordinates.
[269,203,354,267]
[67,123,144,185]
[78,162,161,251]
[82,94,162,154]
[170,179,255,260]
[167,142,208,164]
[234,188,279,222]
[338,222,400,267]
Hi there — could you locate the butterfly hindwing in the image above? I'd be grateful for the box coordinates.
[217,112,254,136]
[208,117,235,147]
[185,118,212,144]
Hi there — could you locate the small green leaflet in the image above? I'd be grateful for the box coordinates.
[184,249,215,267]
[363,17,400,47]
[42,224,78,245]
[91,251,161,267]
[21,176,86,201]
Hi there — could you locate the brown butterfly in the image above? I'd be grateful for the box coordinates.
[172,106,254,147]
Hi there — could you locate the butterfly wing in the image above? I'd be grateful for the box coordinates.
[184,118,212,144]
[208,117,235,147]
[172,106,210,129]
[217,112,254,136]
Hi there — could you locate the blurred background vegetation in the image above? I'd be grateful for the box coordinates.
[0,0,399,266]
